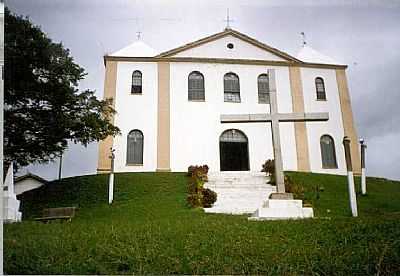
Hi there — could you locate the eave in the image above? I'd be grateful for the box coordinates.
[103,55,348,70]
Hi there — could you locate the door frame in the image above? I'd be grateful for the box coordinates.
[219,129,250,171]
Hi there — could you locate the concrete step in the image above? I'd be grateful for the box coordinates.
[208,172,267,180]
[204,172,276,214]
[249,200,314,220]
[207,183,269,188]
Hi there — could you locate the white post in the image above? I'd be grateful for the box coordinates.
[343,136,358,217]
[108,148,115,204]
[5,163,15,196]
[108,172,114,204]
[360,139,367,195]
[347,171,357,216]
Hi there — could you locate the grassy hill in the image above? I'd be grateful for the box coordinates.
[4,172,400,275]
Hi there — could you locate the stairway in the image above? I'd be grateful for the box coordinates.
[204,171,276,214]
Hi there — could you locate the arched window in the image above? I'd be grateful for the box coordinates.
[320,135,337,168]
[127,130,143,164]
[188,71,205,101]
[315,77,326,100]
[224,72,240,102]
[220,129,248,143]
[131,70,142,94]
[258,74,270,104]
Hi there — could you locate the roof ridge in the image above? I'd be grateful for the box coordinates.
[15,173,48,184]
[110,40,158,57]
[156,28,301,62]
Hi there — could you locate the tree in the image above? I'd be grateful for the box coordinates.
[4,8,120,170]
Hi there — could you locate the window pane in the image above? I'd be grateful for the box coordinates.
[315,78,326,100]
[220,129,247,142]
[320,135,337,168]
[127,130,143,164]
[188,72,205,100]
[132,71,142,94]
[258,74,270,103]
[224,73,240,102]
[224,92,240,102]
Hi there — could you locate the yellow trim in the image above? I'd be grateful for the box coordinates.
[289,66,311,172]
[105,56,347,70]
[97,60,118,173]
[336,69,361,174]
[157,62,171,171]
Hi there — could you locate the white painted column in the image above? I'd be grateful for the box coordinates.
[3,163,22,223]
[360,139,367,195]
[343,136,358,217]
[108,148,115,204]
[108,173,114,204]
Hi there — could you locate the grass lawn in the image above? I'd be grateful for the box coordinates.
[4,172,400,275]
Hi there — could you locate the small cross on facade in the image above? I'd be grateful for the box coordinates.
[221,69,329,196]
[301,32,307,46]
[224,8,234,29]
[136,31,142,40]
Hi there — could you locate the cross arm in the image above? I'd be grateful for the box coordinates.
[276,112,329,122]
[220,112,329,123]
[220,114,269,123]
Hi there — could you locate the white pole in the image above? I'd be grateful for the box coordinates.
[347,171,358,217]
[108,172,114,204]
[343,136,358,217]
[360,139,367,195]
[361,168,366,195]
[108,148,115,205]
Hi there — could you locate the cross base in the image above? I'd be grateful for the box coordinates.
[248,199,314,221]
[269,192,293,200]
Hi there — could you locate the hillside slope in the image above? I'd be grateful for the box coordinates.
[5,172,400,275]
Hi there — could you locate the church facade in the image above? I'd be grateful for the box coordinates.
[97,28,361,176]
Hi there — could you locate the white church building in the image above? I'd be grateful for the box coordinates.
[97,28,361,176]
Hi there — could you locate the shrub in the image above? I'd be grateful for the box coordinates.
[186,165,216,208]
[284,175,305,200]
[187,194,202,208]
[187,165,209,181]
[202,188,217,208]
[261,159,276,185]
[187,165,197,177]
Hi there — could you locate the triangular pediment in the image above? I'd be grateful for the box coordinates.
[156,28,300,62]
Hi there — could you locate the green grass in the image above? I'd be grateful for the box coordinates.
[4,172,400,275]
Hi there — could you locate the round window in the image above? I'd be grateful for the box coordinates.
[227,43,234,49]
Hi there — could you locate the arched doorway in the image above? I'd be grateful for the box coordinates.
[219,129,249,171]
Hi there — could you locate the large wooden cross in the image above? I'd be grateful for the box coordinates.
[221,69,329,195]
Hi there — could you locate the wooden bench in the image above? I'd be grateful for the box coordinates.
[35,207,77,223]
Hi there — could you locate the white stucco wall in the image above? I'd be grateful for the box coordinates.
[112,62,158,172]
[301,67,347,175]
[15,178,44,195]
[110,60,345,175]
[169,62,298,172]
[173,35,285,61]
[105,26,354,176]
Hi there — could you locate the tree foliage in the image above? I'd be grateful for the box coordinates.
[4,8,120,169]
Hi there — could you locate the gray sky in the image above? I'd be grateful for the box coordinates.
[6,0,400,180]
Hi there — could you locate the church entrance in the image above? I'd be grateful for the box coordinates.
[219,129,249,171]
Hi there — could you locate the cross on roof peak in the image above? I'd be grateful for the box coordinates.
[224,8,234,30]
[300,32,307,47]
[136,31,142,40]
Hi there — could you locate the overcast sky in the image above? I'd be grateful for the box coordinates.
[6,0,400,180]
